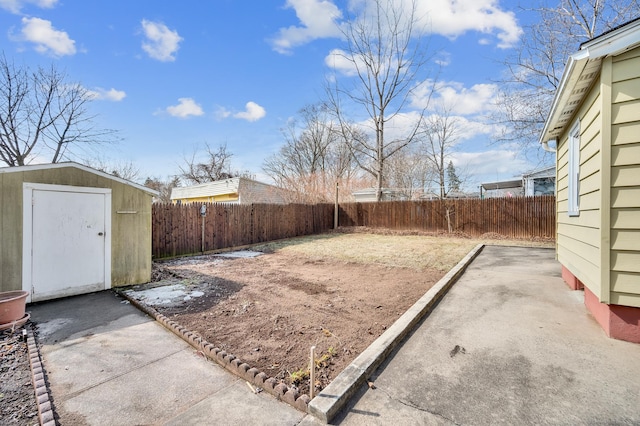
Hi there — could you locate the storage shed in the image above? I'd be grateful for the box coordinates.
[539,18,640,343]
[0,162,157,302]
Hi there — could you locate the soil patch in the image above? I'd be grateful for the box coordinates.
[128,232,478,395]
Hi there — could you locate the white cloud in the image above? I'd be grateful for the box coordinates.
[270,0,343,54]
[141,19,182,62]
[0,0,57,13]
[454,149,531,183]
[434,51,451,67]
[233,102,266,122]
[20,17,75,57]
[165,98,204,118]
[412,79,499,116]
[275,0,521,52]
[215,106,232,120]
[87,87,126,102]
[417,0,522,48]
[324,48,358,76]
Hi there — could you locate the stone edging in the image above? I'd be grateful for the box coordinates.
[307,243,485,423]
[26,327,56,426]
[117,292,311,412]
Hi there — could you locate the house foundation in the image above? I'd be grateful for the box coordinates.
[561,266,584,290]
[562,267,640,344]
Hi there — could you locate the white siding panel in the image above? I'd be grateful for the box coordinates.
[611,251,640,273]
[558,222,600,247]
[611,187,640,208]
[558,234,599,261]
[579,170,601,195]
[612,121,640,146]
[612,78,640,103]
[612,99,640,125]
[580,151,600,179]
[611,230,640,250]
[611,208,640,229]
[611,165,639,187]
[611,271,640,293]
[612,51,640,81]
[557,209,600,228]
[611,143,640,166]
[580,132,601,163]
[609,292,640,308]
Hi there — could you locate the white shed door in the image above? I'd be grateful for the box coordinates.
[24,185,111,302]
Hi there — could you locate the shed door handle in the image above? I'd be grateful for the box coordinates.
[98,232,104,236]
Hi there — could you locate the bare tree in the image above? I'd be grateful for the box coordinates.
[144,176,180,203]
[83,157,140,182]
[494,0,640,155]
[263,103,363,202]
[385,145,434,200]
[0,54,116,167]
[179,142,253,185]
[420,106,461,199]
[326,0,433,201]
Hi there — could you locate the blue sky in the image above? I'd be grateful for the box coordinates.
[0,0,549,191]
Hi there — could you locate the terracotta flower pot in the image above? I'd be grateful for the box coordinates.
[0,290,29,324]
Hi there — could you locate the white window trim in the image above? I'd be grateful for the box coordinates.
[567,120,580,217]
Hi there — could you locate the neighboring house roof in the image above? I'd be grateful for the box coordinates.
[352,188,402,196]
[352,188,409,201]
[481,166,556,193]
[540,17,640,144]
[480,179,522,191]
[522,165,555,179]
[0,162,158,196]
[171,178,243,200]
[170,177,287,204]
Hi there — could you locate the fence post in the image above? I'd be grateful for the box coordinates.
[334,182,339,229]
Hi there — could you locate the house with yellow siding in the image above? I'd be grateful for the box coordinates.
[170,177,288,205]
[540,17,640,343]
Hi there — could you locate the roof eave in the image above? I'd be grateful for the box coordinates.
[540,18,640,145]
[0,162,159,196]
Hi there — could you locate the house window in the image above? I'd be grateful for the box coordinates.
[567,121,580,216]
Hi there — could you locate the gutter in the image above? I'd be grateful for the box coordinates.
[542,140,557,153]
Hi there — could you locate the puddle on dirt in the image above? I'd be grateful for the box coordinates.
[125,284,205,307]
[214,250,263,259]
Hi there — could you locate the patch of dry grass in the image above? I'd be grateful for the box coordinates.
[254,232,554,272]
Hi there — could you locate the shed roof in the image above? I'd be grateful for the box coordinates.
[0,162,158,195]
[540,17,640,143]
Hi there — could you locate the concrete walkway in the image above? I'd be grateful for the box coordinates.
[29,246,640,425]
[29,291,304,426]
[306,246,640,425]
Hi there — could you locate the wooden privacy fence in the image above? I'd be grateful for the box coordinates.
[338,196,556,239]
[152,202,334,259]
[152,196,555,259]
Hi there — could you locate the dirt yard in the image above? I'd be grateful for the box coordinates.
[127,229,553,395]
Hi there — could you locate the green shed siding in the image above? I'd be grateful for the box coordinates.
[0,164,153,294]
[610,47,640,307]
